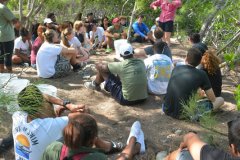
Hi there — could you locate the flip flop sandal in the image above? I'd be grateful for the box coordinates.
[106,141,125,154]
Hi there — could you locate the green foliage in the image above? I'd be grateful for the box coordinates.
[181,92,217,129]
[199,112,217,129]
[224,52,236,70]
[18,85,44,115]
[235,85,240,111]
[0,91,15,107]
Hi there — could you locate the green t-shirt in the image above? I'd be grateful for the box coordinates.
[108,58,148,101]
[0,3,15,42]
[41,141,107,160]
[107,25,124,40]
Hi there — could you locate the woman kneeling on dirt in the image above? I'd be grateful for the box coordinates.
[42,114,146,160]
[36,29,82,78]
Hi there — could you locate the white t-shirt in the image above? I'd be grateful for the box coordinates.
[14,36,31,56]
[144,54,173,95]
[60,36,82,49]
[36,42,62,78]
[12,111,68,160]
[89,27,105,42]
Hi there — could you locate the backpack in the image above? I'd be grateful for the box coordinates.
[60,144,88,160]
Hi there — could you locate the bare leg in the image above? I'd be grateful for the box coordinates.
[106,36,114,49]
[165,32,172,46]
[12,55,30,64]
[117,137,140,160]
[94,137,112,152]
[0,64,4,73]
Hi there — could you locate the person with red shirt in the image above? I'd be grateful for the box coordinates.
[150,0,181,46]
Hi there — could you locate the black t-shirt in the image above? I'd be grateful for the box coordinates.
[163,65,212,118]
[201,145,240,160]
[85,19,97,33]
[75,32,84,43]
[201,68,222,97]
[192,42,208,56]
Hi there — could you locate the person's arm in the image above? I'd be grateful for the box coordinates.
[143,23,150,35]
[205,88,216,102]
[150,0,162,8]
[132,22,147,38]
[61,46,77,56]
[104,29,114,38]
[43,94,85,115]
[172,0,182,8]
[90,31,95,43]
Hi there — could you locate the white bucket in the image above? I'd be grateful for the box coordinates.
[36,84,57,97]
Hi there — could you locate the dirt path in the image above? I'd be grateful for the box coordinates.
[0,42,238,160]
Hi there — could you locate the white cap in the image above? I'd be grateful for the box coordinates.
[120,43,133,57]
[155,17,160,22]
[44,18,53,24]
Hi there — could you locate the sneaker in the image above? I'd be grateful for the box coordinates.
[138,130,146,153]
[127,121,141,145]
[84,81,101,91]
[72,63,82,72]
[105,48,113,54]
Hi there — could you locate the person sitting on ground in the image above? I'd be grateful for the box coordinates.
[31,22,40,41]
[13,18,21,39]
[84,43,148,105]
[89,23,105,49]
[61,27,89,63]
[73,20,91,50]
[200,49,222,97]
[12,27,32,65]
[132,15,151,43]
[101,16,111,31]
[30,25,46,69]
[189,33,208,56]
[85,12,97,36]
[42,115,146,160]
[58,21,74,33]
[163,48,224,119]
[47,12,58,26]
[12,84,86,160]
[36,29,82,78]
[104,17,127,53]
[144,40,173,95]
[134,27,172,59]
[162,117,240,160]
[119,16,128,27]
[43,18,58,31]
[151,17,160,32]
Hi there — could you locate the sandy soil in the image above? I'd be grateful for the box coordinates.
[0,41,238,160]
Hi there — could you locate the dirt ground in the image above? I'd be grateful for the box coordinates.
[0,41,239,160]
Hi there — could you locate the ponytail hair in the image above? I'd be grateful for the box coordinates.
[42,29,56,43]
[61,27,73,48]
[63,114,98,149]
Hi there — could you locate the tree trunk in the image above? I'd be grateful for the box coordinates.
[217,29,240,56]
[121,0,131,16]
[200,0,229,40]
[19,0,23,23]
[127,1,137,42]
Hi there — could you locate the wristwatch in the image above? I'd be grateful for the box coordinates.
[63,99,71,109]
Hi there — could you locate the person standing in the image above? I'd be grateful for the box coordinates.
[150,0,182,46]
[0,0,19,72]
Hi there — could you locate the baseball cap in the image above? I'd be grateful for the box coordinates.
[44,18,53,24]
[112,17,120,24]
[120,43,134,57]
